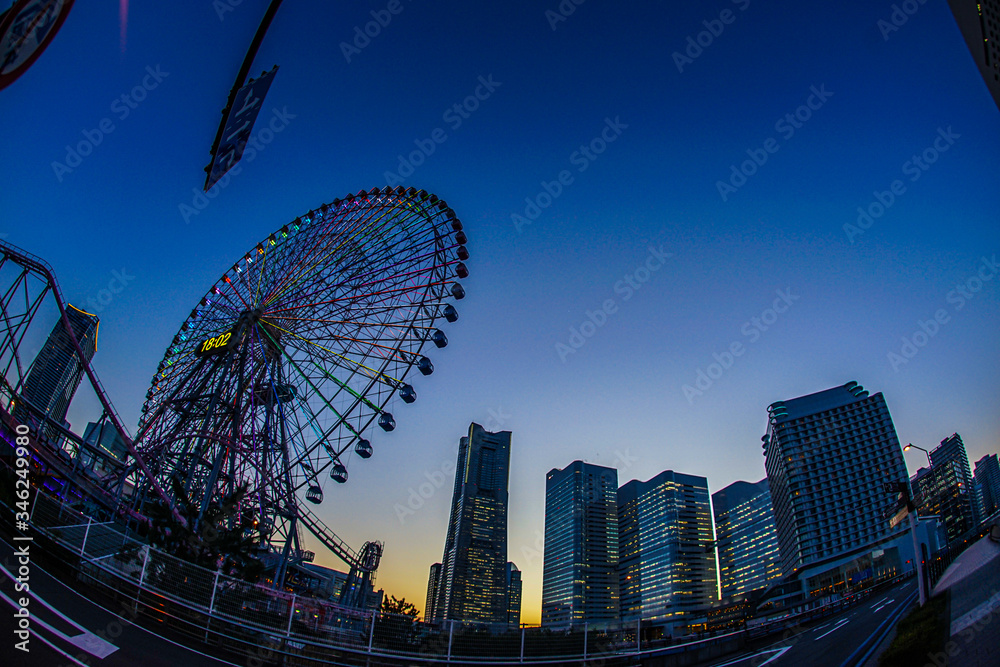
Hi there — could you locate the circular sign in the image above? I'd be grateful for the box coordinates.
[0,0,75,91]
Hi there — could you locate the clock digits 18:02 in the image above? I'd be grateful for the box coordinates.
[195,330,234,357]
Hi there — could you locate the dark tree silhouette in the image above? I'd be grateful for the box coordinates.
[381,595,420,618]
[135,476,264,582]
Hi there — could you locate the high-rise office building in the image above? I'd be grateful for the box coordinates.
[618,470,716,633]
[762,381,909,579]
[541,461,619,629]
[80,421,127,478]
[712,479,782,599]
[912,434,980,543]
[17,306,99,440]
[435,423,512,625]
[506,562,522,628]
[974,454,1000,519]
[948,0,1000,110]
[426,563,442,623]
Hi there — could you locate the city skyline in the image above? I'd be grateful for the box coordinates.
[2,1,998,625]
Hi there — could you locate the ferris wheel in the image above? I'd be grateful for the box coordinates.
[123,186,468,582]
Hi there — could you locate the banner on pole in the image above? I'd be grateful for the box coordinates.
[204,65,278,191]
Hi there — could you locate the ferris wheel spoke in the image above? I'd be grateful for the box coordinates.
[268,320,402,387]
[263,278,451,317]
[262,196,441,310]
[262,204,399,309]
[275,346,366,453]
[271,314,437,337]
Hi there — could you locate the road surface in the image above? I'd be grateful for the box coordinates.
[703,579,916,667]
[0,535,246,666]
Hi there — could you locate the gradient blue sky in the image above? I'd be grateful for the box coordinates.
[2,1,998,623]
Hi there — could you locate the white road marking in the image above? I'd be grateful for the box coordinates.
[0,586,119,658]
[712,646,791,667]
[872,597,895,613]
[26,626,90,667]
[1,537,243,666]
[759,646,792,665]
[814,618,850,640]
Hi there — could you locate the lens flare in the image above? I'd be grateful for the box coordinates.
[119,0,128,53]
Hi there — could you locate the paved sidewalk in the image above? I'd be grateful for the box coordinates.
[932,531,1000,667]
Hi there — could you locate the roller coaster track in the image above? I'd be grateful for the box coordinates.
[0,239,180,522]
[0,239,381,580]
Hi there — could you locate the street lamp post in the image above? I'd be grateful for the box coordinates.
[885,479,927,607]
[901,443,934,606]
[909,512,927,606]
[904,443,932,467]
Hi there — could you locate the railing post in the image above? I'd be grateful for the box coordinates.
[368,608,376,653]
[80,517,93,557]
[286,594,296,636]
[519,626,525,662]
[28,489,38,523]
[447,619,454,663]
[207,570,220,614]
[204,570,220,643]
[138,546,150,588]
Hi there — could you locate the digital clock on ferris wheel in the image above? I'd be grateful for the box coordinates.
[195,329,236,357]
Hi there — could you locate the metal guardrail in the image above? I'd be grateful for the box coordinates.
[4,486,757,665]
[10,485,920,667]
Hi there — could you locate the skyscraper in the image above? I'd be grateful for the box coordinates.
[506,562,522,628]
[17,306,99,439]
[948,0,1000,110]
[763,381,909,579]
[712,479,782,599]
[426,563,442,623]
[974,454,1000,519]
[618,470,716,634]
[80,421,128,478]
[541,461,619,629]
[435,422,511,625]
[912,434,980,543]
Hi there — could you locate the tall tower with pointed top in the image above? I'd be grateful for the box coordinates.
[436,422,512,625]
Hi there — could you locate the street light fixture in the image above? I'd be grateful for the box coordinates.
[904,443,932,467]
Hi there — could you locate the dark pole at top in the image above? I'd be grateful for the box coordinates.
[203,0,284,190]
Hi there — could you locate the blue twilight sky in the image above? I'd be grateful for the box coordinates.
[1,0,998,623]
